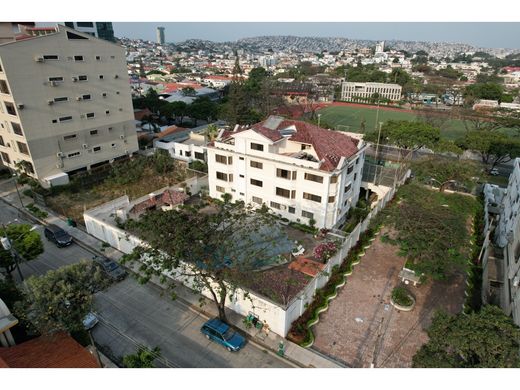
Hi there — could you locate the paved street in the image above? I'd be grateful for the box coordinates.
[0,198,292,368]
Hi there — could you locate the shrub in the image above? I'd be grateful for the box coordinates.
[391,286,414,307]
[313,241,338,262]
[26,203,48,219]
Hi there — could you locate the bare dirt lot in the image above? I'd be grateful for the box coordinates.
[311,227,466,368]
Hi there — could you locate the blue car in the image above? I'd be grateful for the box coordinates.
[201,318,246,352]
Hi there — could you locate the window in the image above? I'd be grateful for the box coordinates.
[276,187,294,199]
[22,161,34,174]
[93,146,101,152]
[216,186,225,193]
[76,22,94,28]
[0,63,2,72]
[250,178,263,187]
[48,76,64,82]
[98,74,105,80]
[344,182,352,193]
[239,174,244,178]
[216,171,228,181]
[303,192,322,203]
[276,168,295,180]
[54,97,68,102]
[11,122,22,136]
[270,201,281,210]
[82,94,91,100]
[1,152,10,164]
[354,173,357,181]
[90,130,98,136]
[328,196,335,203]
[0,80,9,94]
[356,157,360,165]
[86,112,95,119]
[252,196,263,204]
[330,175,338,183]
[17,141,29,155]
[302,210,314,219]
[102,92,107,97]
[301,144,311,150]
[74,55,84,61]
[105,110,110,115]
[110,56,115,59]
[304,173,323,183]
[64,134,77,141]
[215,154,229,164]
[5,102,16,116]
[59,116,72,122]
[52,119,57,123]
[194,152,204,160]
[0,135,4,146]
[250,160,263,169]
[95,56,101,61]
[67,151,80,158]
[250,142,264,151]
[288,206,296,214]
[43,55,59,60]
[239,157,244,160]
[78,75,88,81]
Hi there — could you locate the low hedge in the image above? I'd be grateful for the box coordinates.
[391,286,414,307]
[26,203,48,219]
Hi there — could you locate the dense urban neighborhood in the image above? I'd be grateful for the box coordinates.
[1,20,520,373]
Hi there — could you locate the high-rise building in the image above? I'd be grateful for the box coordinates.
[64,22,115,42]
[375,41,385,54]
[156,27,165,45]
[0,25,138,187]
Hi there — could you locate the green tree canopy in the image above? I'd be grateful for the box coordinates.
[413,305,520,368]
[457,131,520,168]
[123,197,281,321]
[0,224,43,280]
[123,346,161,368]
[464,82,503,101]
[364,120,441,151]
[16,261,108,334]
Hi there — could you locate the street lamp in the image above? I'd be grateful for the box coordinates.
[1,223,38,281]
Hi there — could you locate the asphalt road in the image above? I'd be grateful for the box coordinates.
[0,200,291,368]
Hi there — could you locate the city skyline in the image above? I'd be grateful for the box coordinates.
[112,22,520,49]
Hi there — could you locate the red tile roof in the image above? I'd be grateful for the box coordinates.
[288,257,326,277]
[0,332,99,368]
[130,189,189,214]
[134,108,153,121]
[156,125,187,138]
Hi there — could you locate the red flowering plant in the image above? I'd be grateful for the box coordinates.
[313,241,338,262]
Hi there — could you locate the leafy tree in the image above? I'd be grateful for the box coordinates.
[411,156,480,191]
[169,101,188,124]
[123,197,280,322]
[152,149,175,174]
[123,346,161,368]
[146,70,166,76]
[364,120,440,151]
[458,131,520,169]
[245,67,268,95]
[0,224,43,280]
[181,87,196,97]
[389,68,411,86]
[16,261,108,334]
[203,124,219,141]
[188,97,218,126]
[464,82,503,102]
[413,305,520,368]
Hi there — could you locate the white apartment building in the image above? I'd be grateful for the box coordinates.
[341,82,402,102]
[482,158,520,326]
[0,25,138,187]
[206,116,366,229]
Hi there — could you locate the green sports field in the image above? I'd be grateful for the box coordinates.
[318,105,517,141]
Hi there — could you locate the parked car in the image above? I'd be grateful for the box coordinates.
[200,318,246,352]
[44,224,73,247]
[82,312,99,330]
[489,168,500,176]
[92,255,127,281]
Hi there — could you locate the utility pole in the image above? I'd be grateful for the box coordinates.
[373,121,383,185]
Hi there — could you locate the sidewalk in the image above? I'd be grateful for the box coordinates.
[0,179,343,368]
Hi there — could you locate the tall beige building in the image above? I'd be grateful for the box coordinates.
[0,24,138,187]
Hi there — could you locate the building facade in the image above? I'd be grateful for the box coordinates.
[206,116,366,229]
[64,22,115,42]
[341,81,402,102]
[156,27,165,45]
[482,158,520,326]
[0,25,138,187]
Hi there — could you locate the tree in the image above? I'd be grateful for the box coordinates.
[203,124,219,141]
[364,120,441,151]
[122,197,280,322]
[16,261,108,334]
[411,156,480,192]
[458,131,520,169]
[0,224,43,280]
[188,97,218,126]
[169,101,188,124]
[464,82,503,102]
[181,87,196,97]
[123,346,161,368]
[413,305,520,368]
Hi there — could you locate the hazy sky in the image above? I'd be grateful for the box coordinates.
[112,22,520,49]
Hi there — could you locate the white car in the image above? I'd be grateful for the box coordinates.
[489,168,499,176]
[82,312,99,330]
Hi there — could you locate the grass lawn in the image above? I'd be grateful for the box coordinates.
[318,105,517,141]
